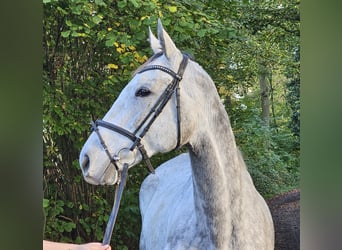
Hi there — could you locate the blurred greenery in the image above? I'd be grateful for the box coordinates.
[43,0,299,248]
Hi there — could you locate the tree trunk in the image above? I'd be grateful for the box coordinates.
[259,72,270,126]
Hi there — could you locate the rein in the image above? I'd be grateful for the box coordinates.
[90,54,189,245]
[102,163,129,245]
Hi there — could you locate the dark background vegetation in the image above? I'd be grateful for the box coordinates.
[43,0,300,249]
[2,1,342,250]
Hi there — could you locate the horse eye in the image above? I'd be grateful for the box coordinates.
[135,87,151,97]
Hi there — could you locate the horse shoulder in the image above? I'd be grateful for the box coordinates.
[237,168,275,249]
[139,153,191,212]
[139,153,197,249]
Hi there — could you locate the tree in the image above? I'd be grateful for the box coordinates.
[217,0,300,195]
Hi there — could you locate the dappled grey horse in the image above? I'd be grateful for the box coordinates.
[80,19,274,249]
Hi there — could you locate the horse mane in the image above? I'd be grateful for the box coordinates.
[132,51,194,76]
[132,52,163,76]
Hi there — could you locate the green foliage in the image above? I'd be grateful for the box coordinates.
[233,108,299,198]
[286,77,300,140]
[43,198,77,240]
[285,48,300,148]
[43,0,300,248]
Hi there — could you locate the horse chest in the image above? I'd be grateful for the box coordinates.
[139,153,214,250]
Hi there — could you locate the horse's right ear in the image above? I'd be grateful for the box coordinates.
[148,27,162,54]
[157,19,181,60]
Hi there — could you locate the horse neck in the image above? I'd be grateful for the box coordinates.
[187,77,243,248]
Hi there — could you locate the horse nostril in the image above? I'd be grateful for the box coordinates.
[81,154,90,174]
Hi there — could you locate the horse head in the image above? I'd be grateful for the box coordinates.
[79,20,198,185]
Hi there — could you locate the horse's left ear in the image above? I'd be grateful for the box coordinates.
[149,27,162,54]
[157,19,182,60]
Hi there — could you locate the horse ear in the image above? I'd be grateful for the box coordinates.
[157,18,182,60]
[148,26,162,54]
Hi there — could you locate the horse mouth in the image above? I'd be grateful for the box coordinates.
[80,153,118,185]
[82,163,117,186]
[83,175,102,185]
[84,173,116,186]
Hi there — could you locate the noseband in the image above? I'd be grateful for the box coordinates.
[91,54,189,174]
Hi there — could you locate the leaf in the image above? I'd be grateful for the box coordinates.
[198,29,206,37]
[56,6,67,15]
[70,31,86,37]
[56,200,64,207]
[108,63,119,69]
[92,15,102,25]
[64,222,76,232]
[61,30,71,38]
[95,229,103,240]
[95,0,107,7]
[43,199,49,208]
[105,38,116,47]
[168,6,177,13]
[65,20,72,27]
[117,0,127,9]
[129,0,140,8]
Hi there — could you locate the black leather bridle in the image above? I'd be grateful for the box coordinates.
[91,54,189,175]
[91,53,189,245]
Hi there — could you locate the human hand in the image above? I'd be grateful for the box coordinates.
[75,242,111,250]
